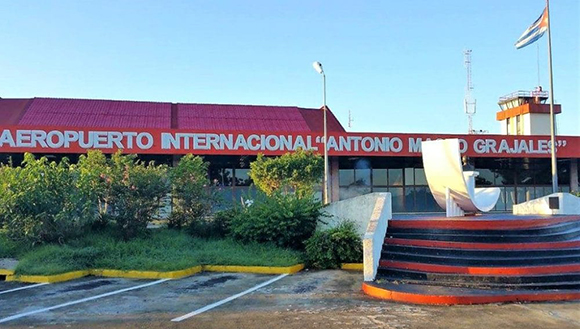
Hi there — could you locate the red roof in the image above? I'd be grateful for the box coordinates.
[18,98,172,129]
[0,98,31,125]
[0,97,345,132]
[176,103,344,132]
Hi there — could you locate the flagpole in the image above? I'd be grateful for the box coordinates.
[546,0,558,193]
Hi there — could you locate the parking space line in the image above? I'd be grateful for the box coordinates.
[171,273,288,322]
[0,279,169,324]
[0,283,49,295]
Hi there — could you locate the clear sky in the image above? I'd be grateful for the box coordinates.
[1,0,578,135]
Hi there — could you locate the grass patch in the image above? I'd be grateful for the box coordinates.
[12,229,303,276]
[15,245,97,275]
[194,239,305,267]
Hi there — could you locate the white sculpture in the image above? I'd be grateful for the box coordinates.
[421,139,501,217]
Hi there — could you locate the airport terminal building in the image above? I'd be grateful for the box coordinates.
[1,96,579,213]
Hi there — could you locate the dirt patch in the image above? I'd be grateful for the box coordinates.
[292,283,318,294]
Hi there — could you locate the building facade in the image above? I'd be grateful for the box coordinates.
[1,97,579,213]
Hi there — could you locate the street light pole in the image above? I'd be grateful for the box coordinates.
[546,0,558,193]
[313,61,329,205]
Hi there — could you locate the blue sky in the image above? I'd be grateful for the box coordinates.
[1,0,578,135]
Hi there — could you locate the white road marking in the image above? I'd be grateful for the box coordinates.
[0,278,169,324]
[171,273,288,322]
[0,283,49,295]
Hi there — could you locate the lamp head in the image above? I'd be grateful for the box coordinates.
[312,61,324,74]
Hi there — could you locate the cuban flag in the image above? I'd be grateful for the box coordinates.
[515,7,549,49]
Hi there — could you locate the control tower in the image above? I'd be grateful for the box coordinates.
[496,89,561,135]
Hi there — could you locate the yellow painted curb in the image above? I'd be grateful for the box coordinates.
[90,266,203,279]
[6,270,90,283]
[5,264,304,283]
[203,264,305,275]
[341,263,363,271]
[0,269,15,276]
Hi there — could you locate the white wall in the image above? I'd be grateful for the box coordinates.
[513,193,580,215]
[500,113,553,136]
[318,193,392,282]
[362,193,392,281]
[500,120,508,135]
[319,192,388,237]
[528,113,552,135]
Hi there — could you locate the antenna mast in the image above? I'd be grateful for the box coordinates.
[464,49,476,134]
[348,110,353,128]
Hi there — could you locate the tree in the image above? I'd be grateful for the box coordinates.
[76,150,110,227]
[168,154,216,229]
[0,153,95,244]
[249,149,323,198]
[78,151,170,240]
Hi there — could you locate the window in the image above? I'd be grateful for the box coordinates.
[210,168,234,186]
[355,169,371,186]
[404,168,414,185]
[339,169,355,186]
[235,168,252,186]
[223,168,233,186]
[390,187,405,212]
[476,169,495,185]
[388,169,403,186]
[494,187,506,211]
[372,169,387,186]
[414,168,427,185]
[404,168,427,186]
[506,187,516,210]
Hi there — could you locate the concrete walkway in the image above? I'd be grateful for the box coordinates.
[0,258,18,270]
[1,270,578,328]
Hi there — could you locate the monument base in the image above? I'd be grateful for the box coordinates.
[364,213,580,305]
[513,193,580,215]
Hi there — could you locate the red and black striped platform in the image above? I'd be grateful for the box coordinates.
[363,214,580,305]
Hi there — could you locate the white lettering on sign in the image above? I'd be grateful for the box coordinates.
[391,137,403,152]
[409,138,424,153]
[0,130,15,147]
[46,131,64,148]
[408,137,464,153]
[64,131,79,147]
[136,133,154,149]
[17,130,32,147]
[0,129,568,157]
[473,138,552,155]
[0,129,155,150]
[458,139,468,153]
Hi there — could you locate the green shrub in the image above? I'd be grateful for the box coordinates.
[228,193,322,250]
[0,231,31,258]
[188,208,238,238]
[305,221,362,269]
[168,154,216,229]
[0,154,95,245]
[0,165,8,228]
